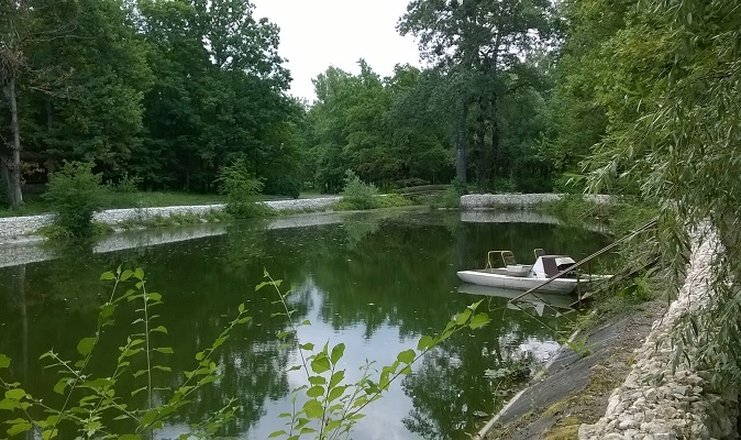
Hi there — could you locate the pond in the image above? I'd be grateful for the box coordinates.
[0,210,610,439]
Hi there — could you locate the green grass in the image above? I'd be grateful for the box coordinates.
[0,191,227,217]
[0,191,345,218]
[333,193,415,211]
[103,191,226,209]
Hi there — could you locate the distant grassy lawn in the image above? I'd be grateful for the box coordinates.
[0,191,333,218]
[0,191,226,218]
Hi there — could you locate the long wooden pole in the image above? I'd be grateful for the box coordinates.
[508,218,659,305]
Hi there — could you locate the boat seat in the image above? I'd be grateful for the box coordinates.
[506,264,531,277]
[542,257,559,277]
[534,248,545,259]
[502,251,517,267]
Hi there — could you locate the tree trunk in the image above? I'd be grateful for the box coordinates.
[0,154,10,201]
[455,100,469,186]
[6,74,24,207]
[489,97,500,180]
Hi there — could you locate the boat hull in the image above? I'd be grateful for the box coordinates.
[456,270,599,294]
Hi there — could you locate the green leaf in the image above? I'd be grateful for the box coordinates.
[469,313,491,330]
[100,271,115,281]
[151,325,168,334]
[325,419,342,432]
[76,337,97,356]
[311,354,331,374]
[0,354,10,369]
[329,370,345,388]
[131,386,147,397]
[134,268,145,281]
[417,335,434,351]
[308,376,326,385]
[455,308,472,326]
[119,435,141,440]
[397,349,416,364]
[5,389,25,400]
[300,343,315,351]
[121,270,134,281]
[328,385,347,402]
[268,431,287,438]
[0,398,19,411]
[154,347,174,354]
[303,399,323,418]
[306,385,324,398]
[330,343,345,364]
[7,422,32,436]
[148,292,162,302]
[53,379,69,395]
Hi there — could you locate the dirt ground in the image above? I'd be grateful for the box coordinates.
[484,299,667,440]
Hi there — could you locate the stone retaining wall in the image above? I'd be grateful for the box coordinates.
[460,193,612,210]
[579,230,738,439]
[0,214,54,237]
[0,197,341,238]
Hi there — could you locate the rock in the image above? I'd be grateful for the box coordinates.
[672,385,688,396]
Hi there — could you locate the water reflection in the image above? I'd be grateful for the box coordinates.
[0,211,609,439]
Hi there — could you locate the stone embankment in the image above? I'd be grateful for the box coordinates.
[460,193,611,210]
[0,212,345,269]
[580,230,738,439]
[0,197,341,239]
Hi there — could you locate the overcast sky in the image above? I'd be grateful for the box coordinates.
[252,0,422,102]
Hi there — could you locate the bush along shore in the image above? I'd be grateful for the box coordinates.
[0,165,423,241]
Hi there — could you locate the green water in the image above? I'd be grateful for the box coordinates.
[0,211,610,439]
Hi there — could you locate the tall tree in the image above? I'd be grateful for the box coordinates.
[399,0,554,186]
[138,0,296,192]
[30,0,152,177]
[0,0,76,207]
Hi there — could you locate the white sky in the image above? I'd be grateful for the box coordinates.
[252,0,422,102]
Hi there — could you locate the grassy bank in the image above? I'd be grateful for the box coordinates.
[0,191,227,218]
[538,194,657,238]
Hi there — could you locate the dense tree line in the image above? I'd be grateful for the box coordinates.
[1,0,563,209]
[3,0,738,218]
[1,0,300,207]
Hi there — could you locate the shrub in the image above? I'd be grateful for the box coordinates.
[430,185,463,209]
[217,159,272,218]
[44,162,104,237]
[106,173,143,193]
[339,170,379,210]
[377,193,414,208]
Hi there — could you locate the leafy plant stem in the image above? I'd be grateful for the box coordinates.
[50,274,123,434]
[141,279,154,410]
[266,271,311,380]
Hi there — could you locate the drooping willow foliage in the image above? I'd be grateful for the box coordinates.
[585,0,740,386]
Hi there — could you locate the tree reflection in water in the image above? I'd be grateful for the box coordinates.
[0,211,608,438]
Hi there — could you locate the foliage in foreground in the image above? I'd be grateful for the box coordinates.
[0,270,490,438]
[43,162,105,238]
[0,267,250,439]
[262,272,490,439]
[576,0,740,386]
